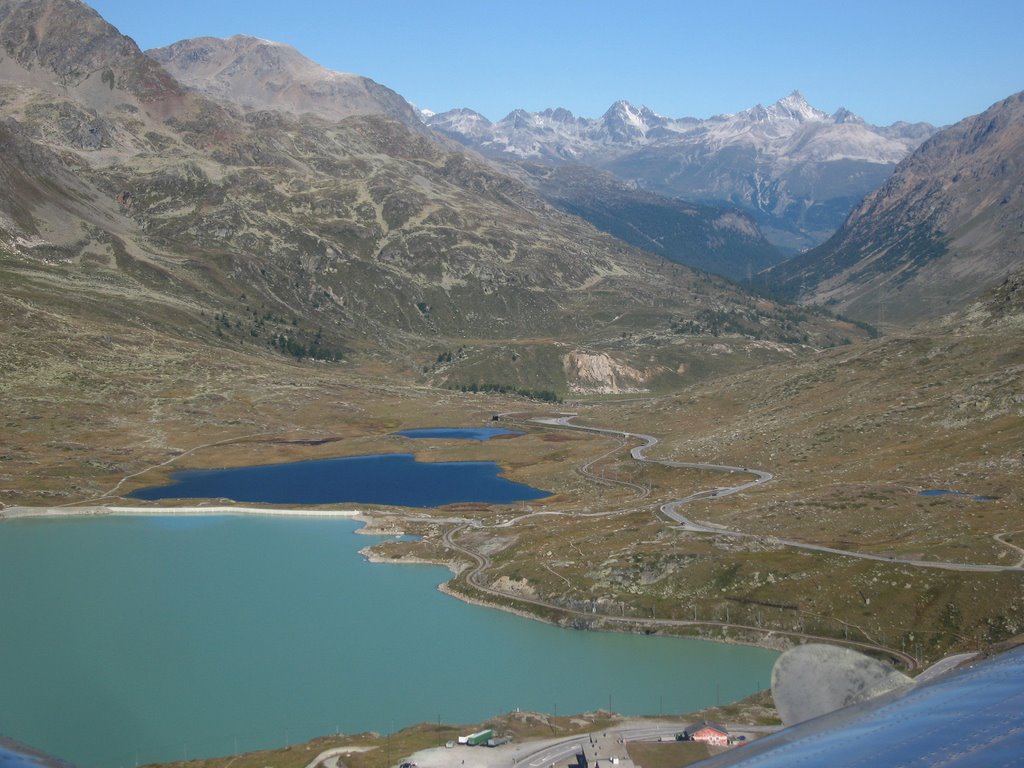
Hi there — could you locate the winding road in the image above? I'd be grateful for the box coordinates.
[531,415,1024,574]
[443,521,919,670]
[437,411,1024,672]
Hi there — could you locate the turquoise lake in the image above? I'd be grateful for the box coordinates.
[0,516,778,768]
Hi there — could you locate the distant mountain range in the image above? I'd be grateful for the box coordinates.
[1,0,1017,347]
[426,93,936,251]
[764,90,1024,325]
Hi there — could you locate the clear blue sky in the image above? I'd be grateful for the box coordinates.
[87,0,1022,126]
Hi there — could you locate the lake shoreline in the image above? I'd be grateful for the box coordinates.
[4,504,792,657]
[356,525,794,656]
[2,511,780,767]
[0,504,366,520]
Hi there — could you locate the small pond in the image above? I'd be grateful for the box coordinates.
[919,490,995,502]
[395,427,525,441]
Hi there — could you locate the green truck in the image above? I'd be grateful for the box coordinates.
[465,729,493,746]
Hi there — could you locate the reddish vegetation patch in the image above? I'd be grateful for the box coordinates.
[438,502,493,513]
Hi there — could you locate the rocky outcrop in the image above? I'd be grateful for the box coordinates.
[563,351,664,394]
[148,35,420,126]
[0,0,183,103]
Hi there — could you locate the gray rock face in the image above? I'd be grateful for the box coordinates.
[148,35,420,127]
[0,0,183,102]
[771,644,913,726]
[766,90,1024,325]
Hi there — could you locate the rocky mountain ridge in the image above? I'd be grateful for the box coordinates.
[427,91,931,174]
[148,35,421,127]
[765,90,1024,326]
[427,92,936,251]
[0,0,184,106]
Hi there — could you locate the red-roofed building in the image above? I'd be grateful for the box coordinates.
[680,721,729,746]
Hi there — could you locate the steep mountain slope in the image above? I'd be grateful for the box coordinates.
[0,0,862,404]
[151,38,785,282]
[519,163,783,280]
[148,35,421,126]
[427,92,935,251]
[0,0,183,104]
[765,91,1024,326]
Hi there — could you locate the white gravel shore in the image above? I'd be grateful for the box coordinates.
[1,505,365,520]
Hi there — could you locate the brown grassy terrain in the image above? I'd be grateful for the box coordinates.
[362,306,1024,665]
[3,285,1021,669]
[625,740,716,768]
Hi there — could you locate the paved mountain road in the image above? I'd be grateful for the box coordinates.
[530,415,1024,574]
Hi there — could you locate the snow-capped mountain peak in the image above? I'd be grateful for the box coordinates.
[600,100,665,141]
[732,90,830,127]
[425,92,929,165]
[540,107,580,124]
[831,106,865,125]
[772,90,829,122]
[425,107,494,141]
[423,92,936,249]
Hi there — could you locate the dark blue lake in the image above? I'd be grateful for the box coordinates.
[129,453,548,506]
[396,427,524,441]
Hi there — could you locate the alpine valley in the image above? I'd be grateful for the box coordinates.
[426,92,936,253]
[1,1,1022,767]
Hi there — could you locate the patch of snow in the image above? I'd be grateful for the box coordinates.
[427,92,932,170]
